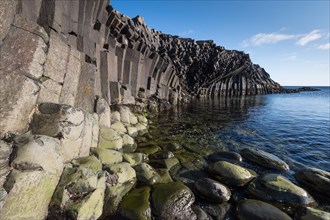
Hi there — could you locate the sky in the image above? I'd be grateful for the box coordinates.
[112,0,330,86]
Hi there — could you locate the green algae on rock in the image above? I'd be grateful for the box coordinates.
[208,161,257,186]
[248,173,315,207]
[119,186,151,220]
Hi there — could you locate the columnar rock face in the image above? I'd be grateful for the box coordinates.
[0,0,286,138]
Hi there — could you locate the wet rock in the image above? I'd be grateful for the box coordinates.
[48,167,105,220]
[2,170,60,220]
[192,205,212,220]
[248,173,315,207]
[295,207,330,220]
[237,199,292,220]
[163,142,182,151]
[71,155,102,171]
[134,163,160,185]
[149,157,180,170]
[240,148,290,171]
[194,178,231,203]
[151,182,197,220]
[208,161,257,186]
[149,150,174,159]
[119,186,151,220]
[123,153,147,166]
[294,168,330,198]
[157,169,173,183]
[199,202,234,220]
[207,151,242,163]
[91,148,123,165]
[136,145,161,155]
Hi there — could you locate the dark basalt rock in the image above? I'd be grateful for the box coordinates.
[194,178,231,203]
[207,151,242,163]
[248,173,315,207]
[237,199,292,220]
[151,182,197,220]
[294,167,330,198]
[240,148,290,171]
[295,207,330,220]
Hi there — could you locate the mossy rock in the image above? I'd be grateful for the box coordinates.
[248,173,315,207]
[123,153,147,166]
[126,125,138,137]
[208,161,257,186]
[2,170,59,220]
[135,123,148,136]
[104,162,136,184]
[91,148,123,165]
[99,127,120,141]
[111,121,127,134]
[134,163,160,185]
[136,145,161,155]
[98,137,123,151]
[149,150,174,160]
[102,179,136,217]
[119,187,151,220]
[137,115,148,124]
[151,182,196,220]
[149,157,179,170]
[156,169,173,184]
[71,155,102,171]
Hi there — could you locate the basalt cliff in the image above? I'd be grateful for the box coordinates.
[3,1,327,220]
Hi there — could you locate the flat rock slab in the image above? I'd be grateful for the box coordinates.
[240,148,289,171]
[237,199,292,220]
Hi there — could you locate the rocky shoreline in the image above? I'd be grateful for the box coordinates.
[1,102,329,219]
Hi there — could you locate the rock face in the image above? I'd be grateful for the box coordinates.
[294,168,330,198]
[151,182,197,220]
[248,174,315,207]
[237,199,292,220]
[240,148,290,171]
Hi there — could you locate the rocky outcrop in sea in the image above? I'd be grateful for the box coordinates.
[0,0,327,219]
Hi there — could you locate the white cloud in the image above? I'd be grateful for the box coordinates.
[296,30,322,46]
[317,43,330,50]
[242,33,296,47]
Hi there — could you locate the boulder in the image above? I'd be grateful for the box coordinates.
[295,207,330,220]
[48,167,105,220]
[71,155,102,171]
[237,199,292,220]
[163,142,182,151]
[134,163,160,185]
[137,115,148,124]
[129,113,138,125]
[1,170,59,220]
[111,121,127,134]
[135,123,148,136]
[294,168,330,198]
[104,162,136,184]
[30,103,93,162]
[191,205,212,220]
[248,173,315,207]
[91,148,123,165]
[96,97,111,127]
[149,150,174,159]
[110,111,121,124]
[126,125,138,137]
[194,178,231,203]
[119,186,151,220]
[12,134,63,176]
[199,202,234,220]
[157,169,174,183]
[208,161,257,186]
[123,153,147,166]
[136,145,162,155]
[151,182,197,220]
[240,148,289,171]
[119,106,131,124]
[149,157,180,170]
[207,151,242,163]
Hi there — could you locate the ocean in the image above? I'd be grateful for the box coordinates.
[149,86,330,174]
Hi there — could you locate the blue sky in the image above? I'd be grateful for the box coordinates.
[112,1,330,86]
